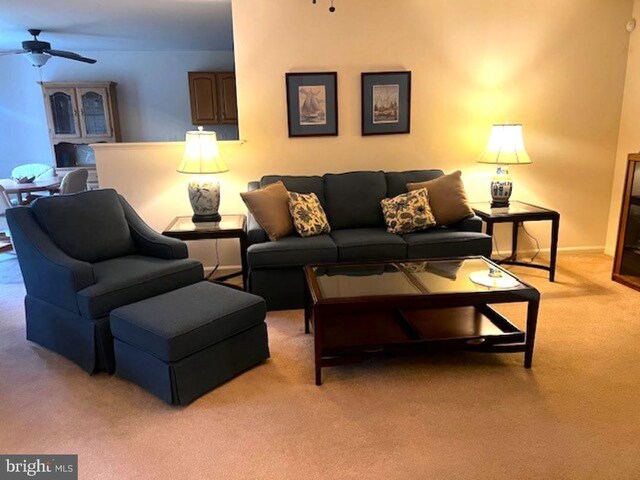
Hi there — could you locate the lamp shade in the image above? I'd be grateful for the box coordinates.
[477,124,532,165]
[177,128,229,174]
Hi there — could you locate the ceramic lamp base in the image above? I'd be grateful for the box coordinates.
[187,177,221,223]
[490,166,513,208]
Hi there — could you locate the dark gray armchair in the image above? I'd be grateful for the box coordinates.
[6,189,204,374]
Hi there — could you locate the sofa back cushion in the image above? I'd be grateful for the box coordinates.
[261,175,326,207]
[323,171,387,230]
[31,188,135,263]
[385,169,444,197]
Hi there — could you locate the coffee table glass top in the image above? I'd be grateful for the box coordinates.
[314,264,422,298]
[165,215,245,234]
[312,257,525,300]
[471,201,552,217]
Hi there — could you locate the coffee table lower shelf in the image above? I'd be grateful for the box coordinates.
[306,305,531,385]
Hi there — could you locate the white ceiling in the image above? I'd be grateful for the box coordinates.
[0,0,233,52]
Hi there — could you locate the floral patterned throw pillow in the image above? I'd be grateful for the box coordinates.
[380,188,436,234]
[288,192,331,237]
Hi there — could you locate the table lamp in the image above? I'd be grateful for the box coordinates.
[477,124,532,207]
[177,127,229,222]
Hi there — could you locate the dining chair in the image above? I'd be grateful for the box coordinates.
[59,168,89,195]
[11,163,54,180]
[0,185,14,215]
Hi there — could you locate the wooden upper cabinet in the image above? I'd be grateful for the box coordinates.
[189,72,219,124]
[40,81,121,143]
[188,72,238,125]
[217,73,238,124]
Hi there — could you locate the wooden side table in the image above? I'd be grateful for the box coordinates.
[472,201,560,282]
[162,215,248,290]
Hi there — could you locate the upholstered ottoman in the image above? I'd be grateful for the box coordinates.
[110,281,269,405]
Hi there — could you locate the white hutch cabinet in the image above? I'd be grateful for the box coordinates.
[40,81,122,189]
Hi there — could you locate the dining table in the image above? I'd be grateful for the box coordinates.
[0,176,61,204]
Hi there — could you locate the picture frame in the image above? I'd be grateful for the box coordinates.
[361,71,411,136]
[286,72,338,137]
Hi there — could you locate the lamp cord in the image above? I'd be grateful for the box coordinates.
[520,223,541,263]
[491,224,541,263]
[205,239,221,280]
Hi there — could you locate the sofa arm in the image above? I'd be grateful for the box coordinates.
[118,196,188,260]
[6,207,95,313]
[451,215,484,233]
[245,181,268,246]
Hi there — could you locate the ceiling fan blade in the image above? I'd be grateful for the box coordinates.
[0,49,27,56]
[45,49,97,64]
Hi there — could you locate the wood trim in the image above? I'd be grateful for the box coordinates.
[39,81,117,88]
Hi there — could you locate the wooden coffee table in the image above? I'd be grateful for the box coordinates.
[303,256,540,385]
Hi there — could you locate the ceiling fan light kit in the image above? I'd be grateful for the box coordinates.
[24,52,51,67]
[0,29,97,67]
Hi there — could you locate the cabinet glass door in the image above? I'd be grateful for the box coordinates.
[614,158,640,290]
[48,89,80,137]
[77,88,112,137]
[620,162,640,275]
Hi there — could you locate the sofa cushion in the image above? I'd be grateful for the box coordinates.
[77,255,203,318]
[402,229,492,259]
[288,192,331,237]
[324,171,387,230]
[381,188,436,234]
[331,228,407,262]
[261,175,326,207]
[31,189,135,263]
[110,281,266,363]
[247,234,337,268]
[240,181,295,241]
[385,169,443,197]
[407,170,474,226]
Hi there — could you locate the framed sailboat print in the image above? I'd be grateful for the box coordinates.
[361,71,411,136]
[286,72,338,137]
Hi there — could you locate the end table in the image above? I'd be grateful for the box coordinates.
[472,201,560,282]
[162,215,248,290]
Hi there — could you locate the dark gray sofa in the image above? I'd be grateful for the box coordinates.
[6,189,204,374]
[246,170,492,311]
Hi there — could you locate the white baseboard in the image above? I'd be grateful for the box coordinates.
[493,245,605,258]
[203,265,242,275]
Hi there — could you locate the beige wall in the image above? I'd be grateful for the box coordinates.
[606,0,640,255]
[96,0,633,268]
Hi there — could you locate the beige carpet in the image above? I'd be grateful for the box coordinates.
[1,252,639,479]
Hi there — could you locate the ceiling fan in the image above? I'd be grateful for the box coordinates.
[0,29,96,67]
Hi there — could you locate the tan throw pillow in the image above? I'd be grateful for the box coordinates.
[407,171,474,225]
[240,181,294,241]
[288,192,331,237]
[380,188,436,234]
